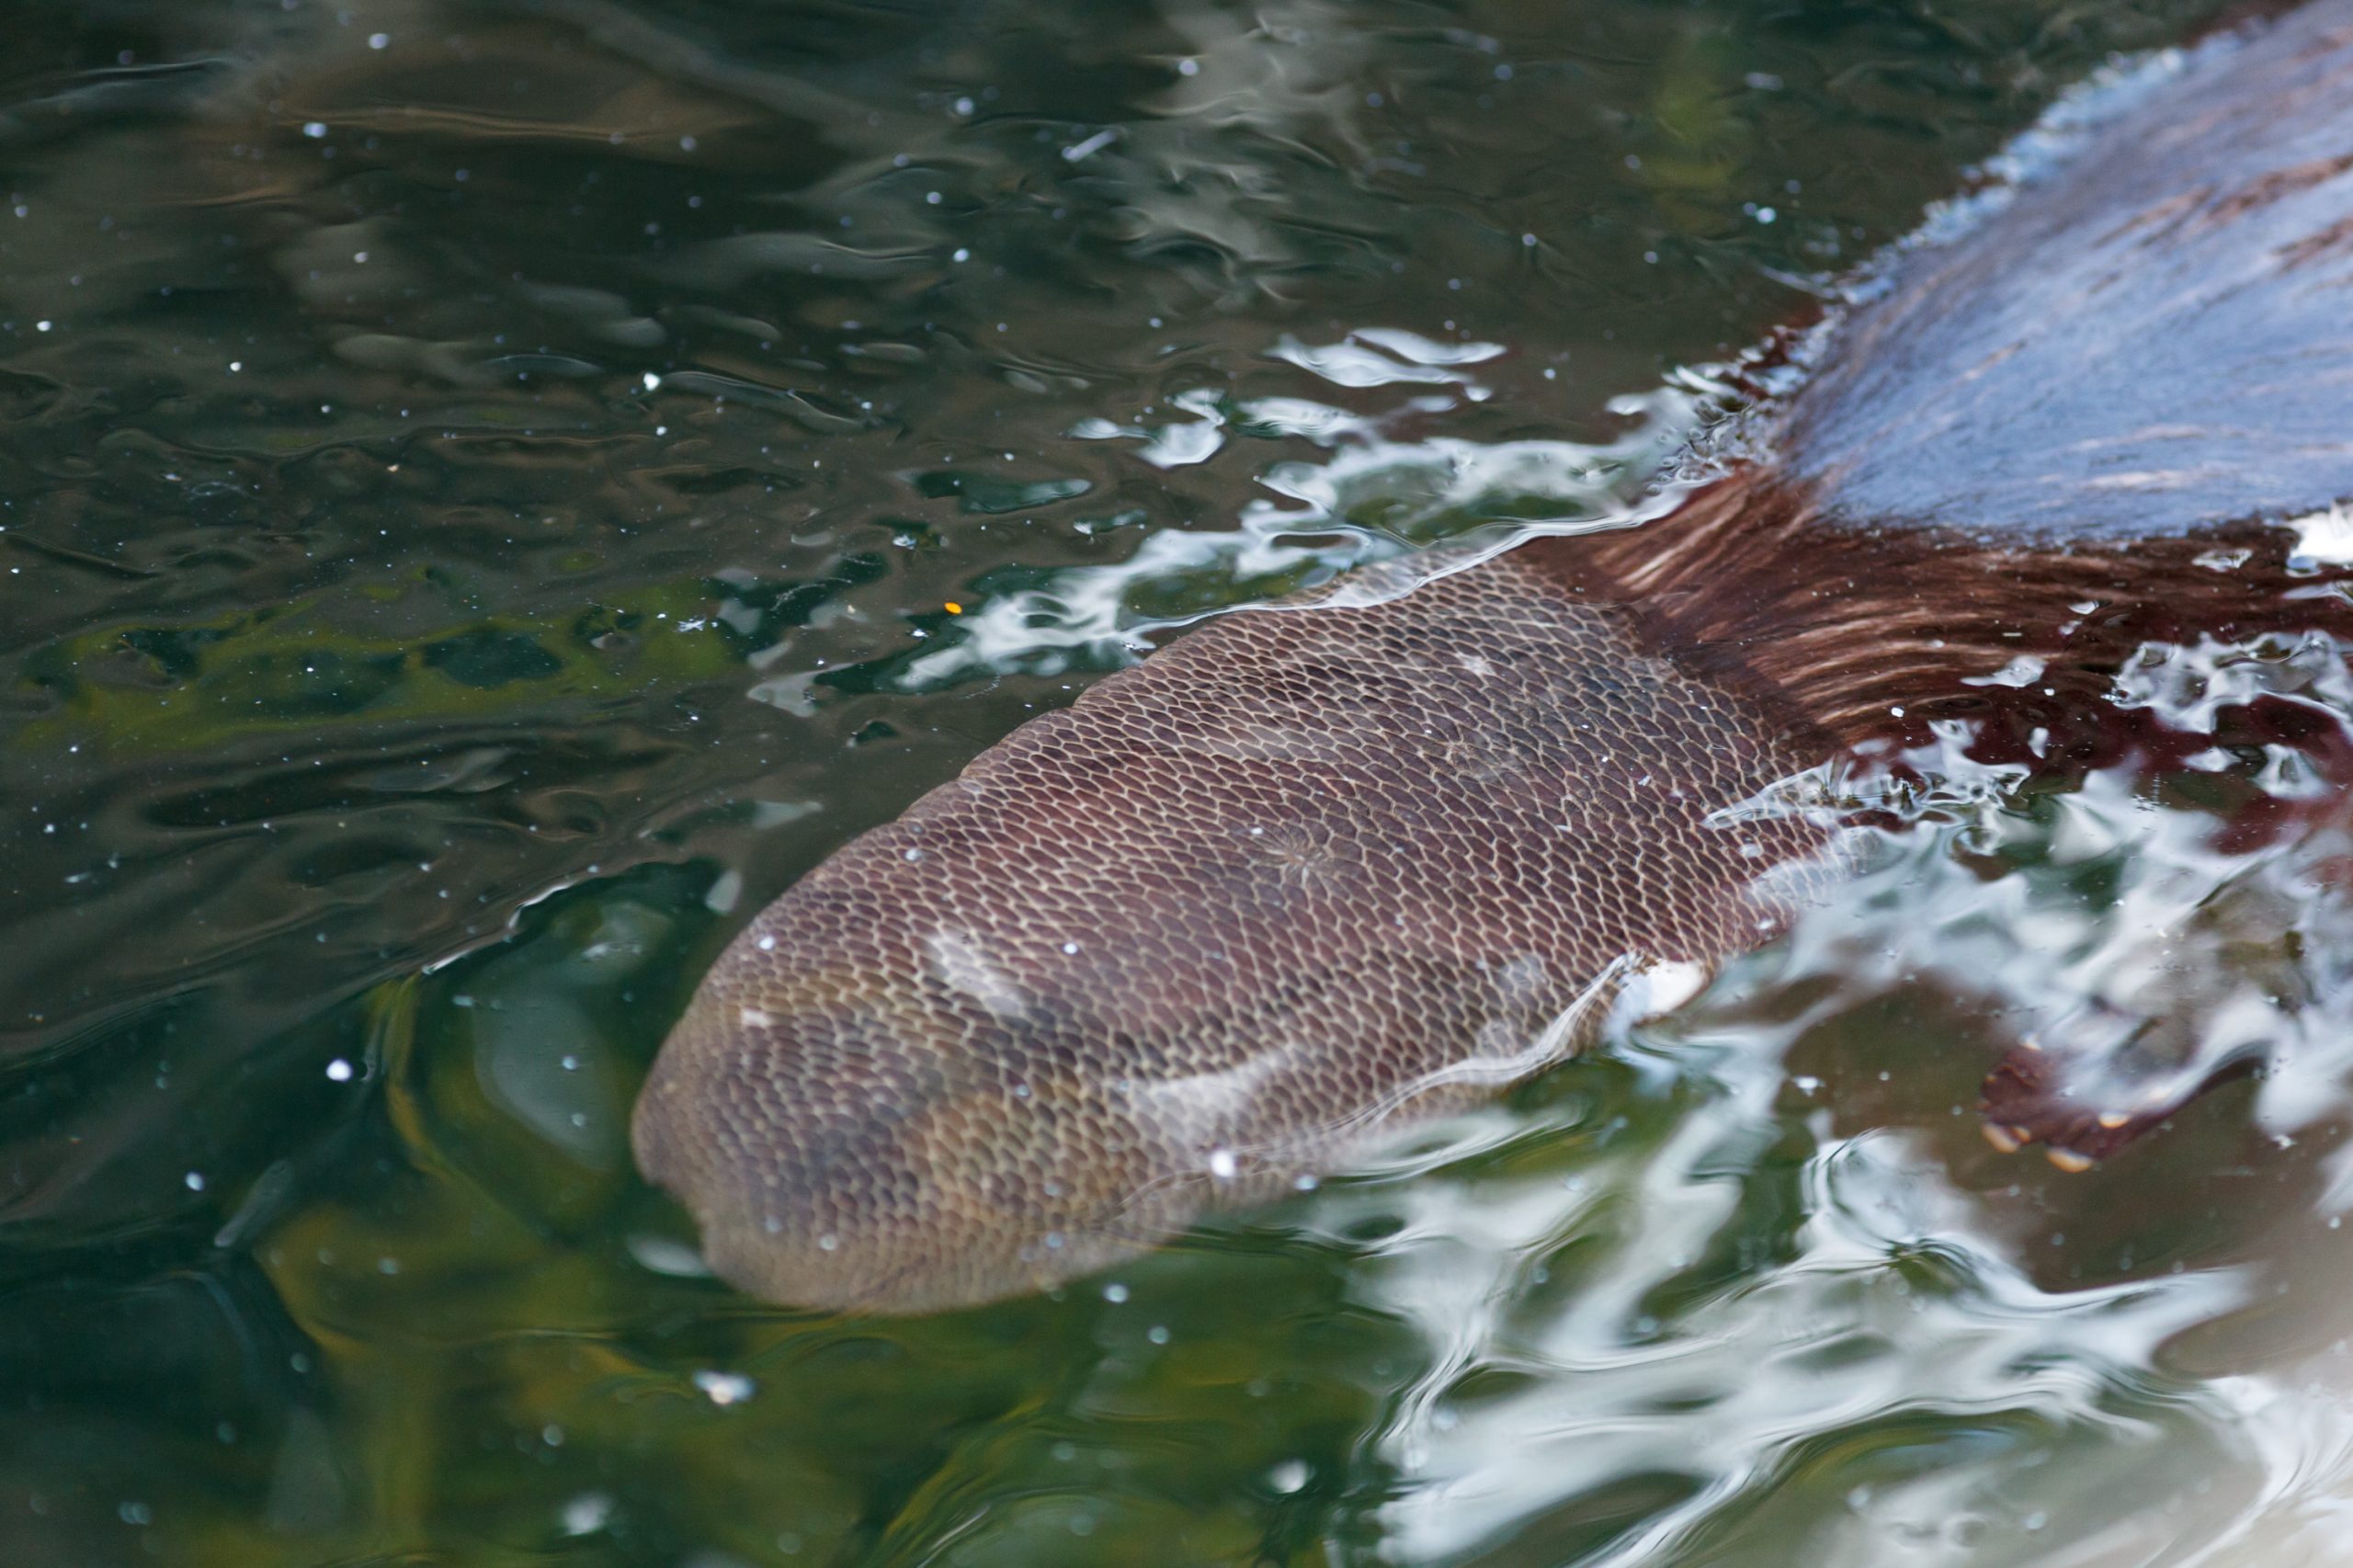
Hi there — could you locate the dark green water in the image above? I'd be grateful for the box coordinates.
[12,1,2353,1563]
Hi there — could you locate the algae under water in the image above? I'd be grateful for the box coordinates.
[5,0,2351,1563]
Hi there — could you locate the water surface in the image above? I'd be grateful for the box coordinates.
[11,0,2351,1563]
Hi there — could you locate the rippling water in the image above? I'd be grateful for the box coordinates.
[14,0,2353,1563]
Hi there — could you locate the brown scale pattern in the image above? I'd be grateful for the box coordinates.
[634,556,1833,1311]
[636,0,2353,1312]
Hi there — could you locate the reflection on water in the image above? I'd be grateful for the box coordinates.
[9,0,2350,1563]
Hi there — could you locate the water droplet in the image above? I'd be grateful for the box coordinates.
[561,1493,610,1535]
[692,1369,754,1406]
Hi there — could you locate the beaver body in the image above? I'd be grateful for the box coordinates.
[634,0,2353,1313]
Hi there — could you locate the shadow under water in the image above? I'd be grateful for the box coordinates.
[7,0,2351,1564]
